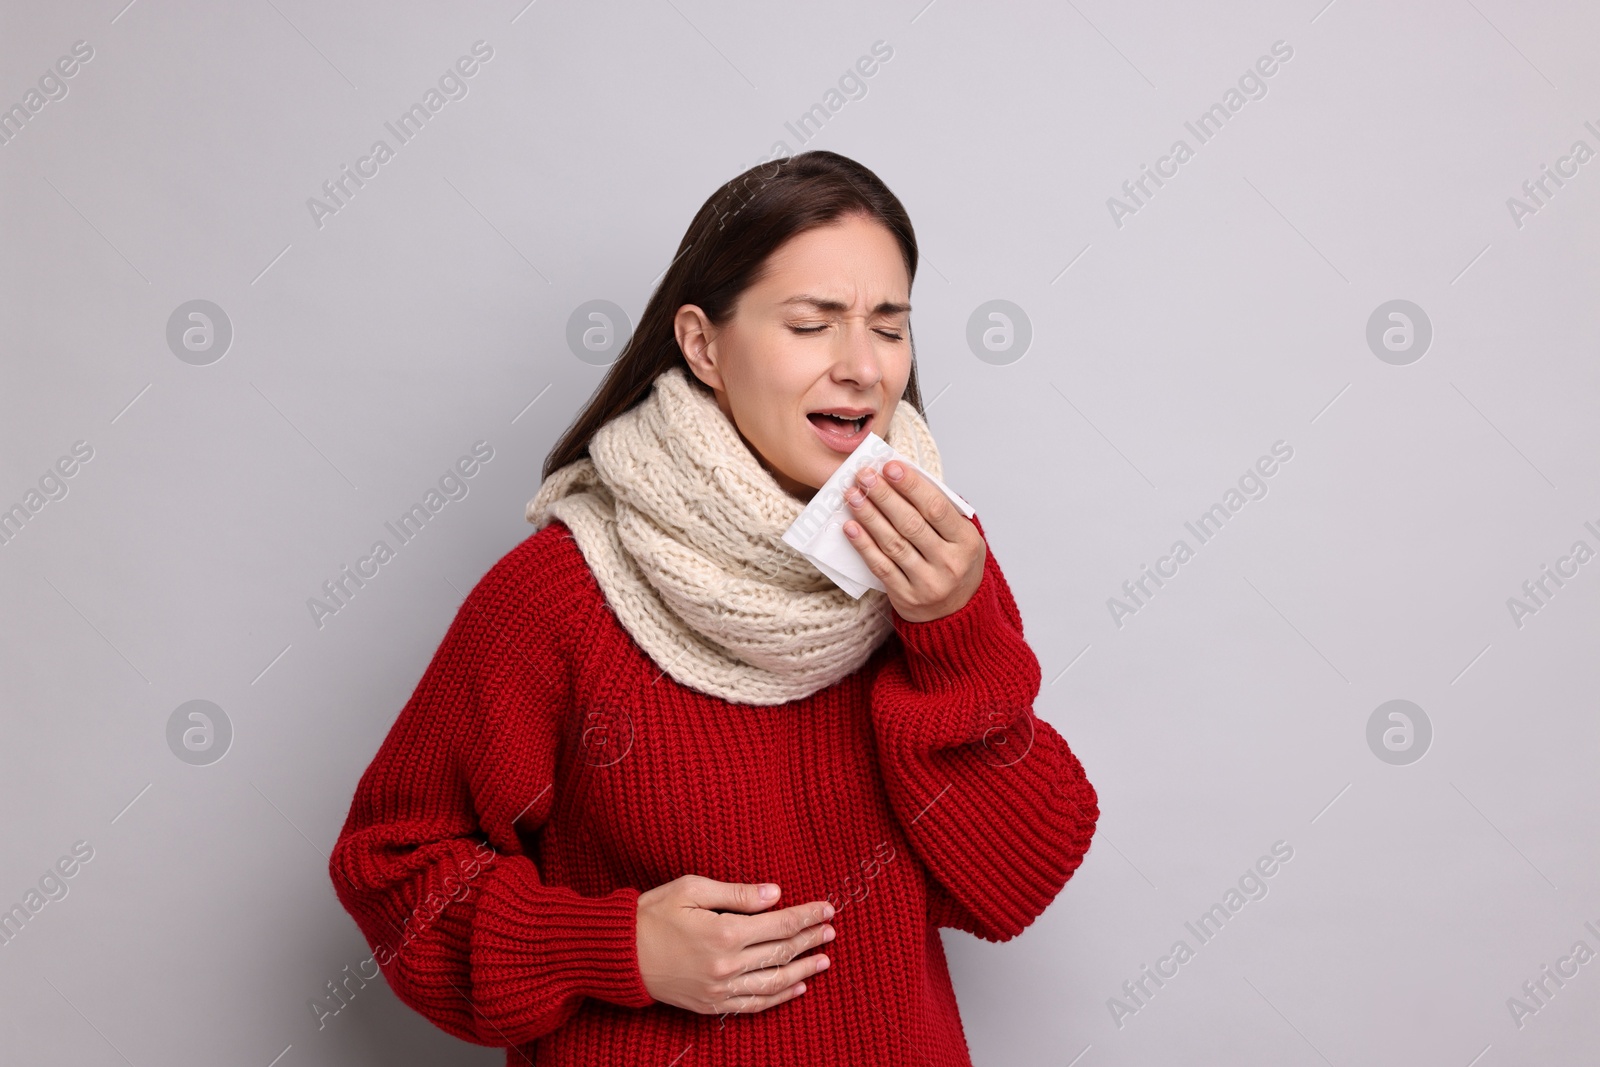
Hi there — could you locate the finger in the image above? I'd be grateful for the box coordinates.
[852,464,943,561]
[844,495,921,598]
[874,462,966,544]
[720,945,832,1004]
[691,877,783,914]
[737,917,835,975]
[732,899,833,949]
[714,973,813,1015]
[844,483,934,579]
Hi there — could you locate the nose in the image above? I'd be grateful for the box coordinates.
[830,317,884,390]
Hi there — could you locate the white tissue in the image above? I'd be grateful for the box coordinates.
[782,432,975,598]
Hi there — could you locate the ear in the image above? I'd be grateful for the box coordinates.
[674,304,726,391]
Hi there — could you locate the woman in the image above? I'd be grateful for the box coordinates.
[328,150,1098,1066]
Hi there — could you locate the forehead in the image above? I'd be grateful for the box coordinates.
[750,215,910,308]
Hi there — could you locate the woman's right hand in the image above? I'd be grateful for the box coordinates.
[635,875,836,1014]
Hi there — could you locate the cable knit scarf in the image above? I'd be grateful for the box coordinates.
[526,364,949,707]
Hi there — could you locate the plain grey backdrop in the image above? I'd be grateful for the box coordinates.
[3,0,1598,1064]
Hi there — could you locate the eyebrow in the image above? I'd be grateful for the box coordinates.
[779,294,911,316]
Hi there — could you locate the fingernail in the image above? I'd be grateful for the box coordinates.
[845,487,864,507]
[759,884,778,900]
[816,956,830,970]
[884,461,903,481]
[822,904,835,920]
[822,926,835,942]
[858,467,877,487]
[796,981,807,994]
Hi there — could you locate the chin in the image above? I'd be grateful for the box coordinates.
[805,448,846,481]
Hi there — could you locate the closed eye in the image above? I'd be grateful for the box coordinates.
[789,325,904,340]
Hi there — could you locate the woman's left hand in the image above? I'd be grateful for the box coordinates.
[842,460,985,623]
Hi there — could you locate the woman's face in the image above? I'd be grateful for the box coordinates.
[675,212,913,503]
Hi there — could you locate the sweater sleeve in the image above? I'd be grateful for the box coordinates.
[869,514,1099,943]
[327,529,655,1048]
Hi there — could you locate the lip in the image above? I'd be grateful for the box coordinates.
[807,412,872,453]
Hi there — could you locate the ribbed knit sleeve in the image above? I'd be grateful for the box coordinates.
[327,528,655,1049]
[869,516,1099,943]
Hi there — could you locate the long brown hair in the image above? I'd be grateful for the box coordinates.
[541,150,925,481]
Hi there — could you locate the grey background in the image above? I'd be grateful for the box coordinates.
[3,0,1597,1064]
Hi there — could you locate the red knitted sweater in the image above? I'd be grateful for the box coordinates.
[329,513,1099,1066]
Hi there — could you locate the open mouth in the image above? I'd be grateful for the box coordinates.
[806,409,874,453]
[806,412,870,434]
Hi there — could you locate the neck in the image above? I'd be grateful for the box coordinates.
[728,420,817,503]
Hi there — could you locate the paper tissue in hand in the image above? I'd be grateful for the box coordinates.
[781,432,975,598]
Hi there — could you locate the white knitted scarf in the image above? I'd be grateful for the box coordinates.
[526,364,949,707]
